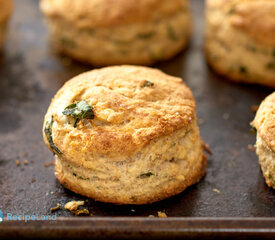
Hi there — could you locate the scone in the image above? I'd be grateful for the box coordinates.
[40,0,192,66]
[42,65,207,204]
[205,0,275,88]
[0,0,12,50]
[251,92,275,189]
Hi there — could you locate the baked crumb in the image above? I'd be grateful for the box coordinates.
[157,211,167,218]
[50,203,61,212]
[31,178,36,183]
[212,188,220,193]
[16,160,20,166]
[222,113,230,120]
[148,215,155,218]
[248,144,256,152]
[198,118,205,125]
[74,209,90,216]
[64,200,90,215]
[23,160,29,165]
[44,161,55,167]
[202,142,212,155]
[65,201,84,211]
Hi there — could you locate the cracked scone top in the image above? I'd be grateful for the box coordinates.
[252,92,275,189]
[43,65,207,204]
[205,0,275,87]
[40,0,192,66]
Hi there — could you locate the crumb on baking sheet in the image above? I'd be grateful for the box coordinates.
[157,211,167,218]
[44,160,55,167]
[23,160,29,165]
[65,201,84,211]
[50,203,61,212]
[148,215,155,218]
[248,144,256,152]
[198,118,205,125]
[74,209,90,216]
[64,200,90,216]
[212,188,220,193]
[202,142,212,155]
[31,178,35,183]
[222,113,229,120]
[16,160,20,166]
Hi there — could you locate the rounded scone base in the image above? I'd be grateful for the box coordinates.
[205,0,275,88]
[256,135,275,189]
[41,1,192,66]
[54,122,206,205]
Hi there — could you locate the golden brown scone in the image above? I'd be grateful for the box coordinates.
[251,92,275,189]
[0,0,12,50]
[40,0,192,66]
[42,65,207,204]
[205,0,275,88]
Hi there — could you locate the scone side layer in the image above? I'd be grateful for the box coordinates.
[54,122,206,204]
[252,92,275,152]
[42,7,192,66]
[256,134,275,189]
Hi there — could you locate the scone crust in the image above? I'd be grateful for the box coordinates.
[43,65,195,160]
[40,0,188,28]
[207,0,275,46]
[205,0,275,87]
[252,92,275,152]
[0,0,12,23]
[255,135,275,189]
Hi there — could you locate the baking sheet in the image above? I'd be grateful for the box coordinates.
[0,0,274,237]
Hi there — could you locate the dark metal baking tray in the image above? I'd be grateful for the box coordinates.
[0,0,274,238]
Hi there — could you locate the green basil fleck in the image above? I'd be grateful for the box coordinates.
[44,115,62,154]
[86,29,94,36]
[268,174,274,184]
[73,172,89,180]
[142,80,154,88]
[228,7,235,14]
[60,37,77,48]
[137,32,154,39]
[167,25,178,41]
[138,172,154,179]
[250,126,257,135]
[247,45,257,53]
[239,66,247,74]
[149,51,163,61]
[266,61,275,71]
[63,100,94,128]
